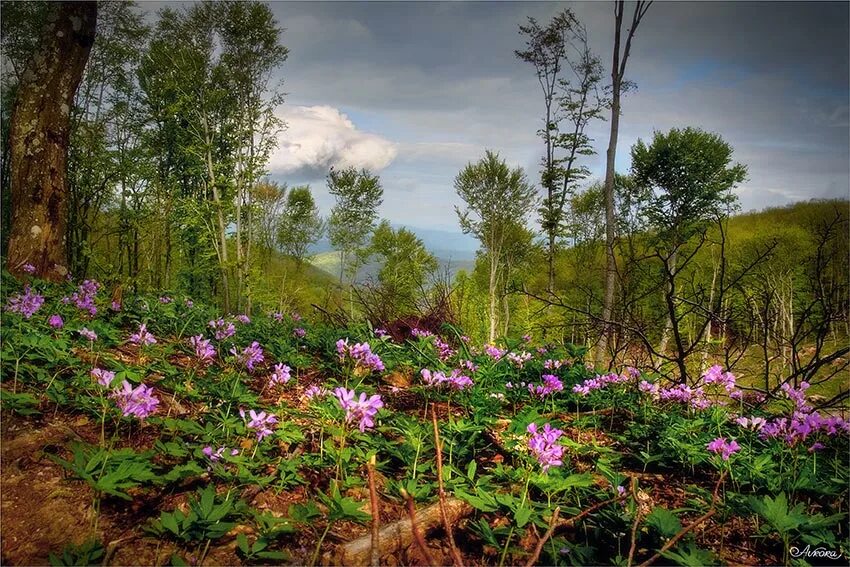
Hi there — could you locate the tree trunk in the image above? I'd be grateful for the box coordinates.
[6,2,97,281]
[488,250,499,343]
[596,81,620,368]
[657,249,678,355]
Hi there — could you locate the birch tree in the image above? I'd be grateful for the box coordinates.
[454,150,536,343]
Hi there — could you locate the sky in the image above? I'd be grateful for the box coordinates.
[161,1,850,239]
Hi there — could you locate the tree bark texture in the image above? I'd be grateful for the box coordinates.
[6,1,97,281]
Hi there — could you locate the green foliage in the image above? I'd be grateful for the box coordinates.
[631,127,746,246]
[148,485,241,542]
[50,443,158,500]
[48,539,105,567]
[328,167,384,282]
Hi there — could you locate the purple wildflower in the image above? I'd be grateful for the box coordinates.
[293,327,306,339]
[484,345,505,359]
[79,327,98,342]
[304,385,329,399]
[159,296,172,304]
[209,318,236,341]
[420,368,473,390]
[334,387,384,432]
[269,363,292,386]
[111,380,159,419]
[246,410,278,441]
[48,314,64,329]
[231,341,264,373]
[91,368,116,388]
[375,328,388,338]
[110,301,122,312]
[529,374,564,398]
[411,327,433,338]
[706,437,740,461]
[203,446,225,462]
[128,323,157,346]
[272,312,284,322]
[69,280,100,316]
[337,339,385,373]
[5,285,45,319]
[527,422,565,472]
[189,335,216,365]
[22,263,36,274]
[235,314,251,325]
[507,351,533,368]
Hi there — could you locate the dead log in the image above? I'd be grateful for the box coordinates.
[330,498,473,566]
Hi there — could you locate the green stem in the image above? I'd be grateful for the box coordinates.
[310,521,333,567]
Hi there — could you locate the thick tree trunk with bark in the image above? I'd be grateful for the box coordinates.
[6,2,97,281]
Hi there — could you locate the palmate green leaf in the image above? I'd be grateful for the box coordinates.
[646,507,683,538]
[661,542,717,566]
[748,492,807,536]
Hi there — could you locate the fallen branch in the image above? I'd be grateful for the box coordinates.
[636,471,727,567]
[432,407,464,567]
[523,506,560,567]
[332,498,473,566]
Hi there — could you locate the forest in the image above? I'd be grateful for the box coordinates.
[1,1,848,566]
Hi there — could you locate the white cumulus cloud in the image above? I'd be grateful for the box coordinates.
[269,105,397,175]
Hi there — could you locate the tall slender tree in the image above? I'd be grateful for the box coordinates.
[454,150,537,342]
[516,10,605,291]
[596,0,652,367]
[327,166,383,284]
[6,1,97,281]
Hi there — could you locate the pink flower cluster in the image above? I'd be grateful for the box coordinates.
[242,409,277,440]
[304,385,329,399]
[235,314,251,325]
[527,422,565,472]
[269,363,292,386]
[231,342,264,373]
[336,339,385,373]
[780,381,811,412]
[202,446,239,461]
[484,345,506,359]
[111,381,159,419]
[411,327,433,338]
[65,280,100,316]
[639,366,742,409]
[529,374,564,398]
[506,351,533,368]
[79,327,98,342]
[573,369,637,396]
[420,368,473,390]
[128,323,157,346]
[333,387,384,432]
[91,368,117,387]
[433,336,455,360]
[48,314,64,329]
[209,318,236,341]
[189,335,216,365]
[707,437,740,460]
[5,285,44,319]
[544,359,569,370]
